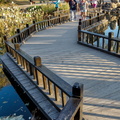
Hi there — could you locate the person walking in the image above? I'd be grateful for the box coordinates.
[79,0,88,20]
[53,0,60,11]
[69,0,77,21]
[92,0,97,9]
[29,0,33,4]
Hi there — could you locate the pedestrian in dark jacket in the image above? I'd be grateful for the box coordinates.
[69,0,77,21]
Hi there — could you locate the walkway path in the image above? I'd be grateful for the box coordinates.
[21,21,120,120]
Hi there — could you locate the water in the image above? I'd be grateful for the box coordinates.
[92,15,120,38]
[0,74,31,120]
[104,22,120,38]
[86,14,120,50]
[0,69,46,120]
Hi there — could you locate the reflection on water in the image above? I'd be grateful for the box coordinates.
[0,67,46,120]
[0,86,30,120]
[90,15,120,38]
[104,19,120,38]
[0,69,31,120]
[86,14,120,52]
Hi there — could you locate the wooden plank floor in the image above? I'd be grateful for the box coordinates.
[1,54,60,120]
[21,21,120,120]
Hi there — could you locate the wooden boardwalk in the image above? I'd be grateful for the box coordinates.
[1,53,60,120]
[21,21,120,120]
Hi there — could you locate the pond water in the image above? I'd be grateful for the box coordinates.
[104,18,120,38]
[0,71,31,120]
[87,14,120,51]
[91,15,120,38]
[0,68,46,120]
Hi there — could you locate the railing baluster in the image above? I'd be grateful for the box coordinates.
[116,41,119,53]
[29,64,33,76]
[78,25,81,42]
[61,91,67,107]
[108,32,114,51]
[91,35,94,45]
[86,34,89,44]
[54,85,59,101]
[26,61,28,72]
[14,44,20,64]
[97,36,99,47]
[48,80,53,95]
[34,56,42,85]
[24,59,27,70]
[43,76,48,90]
[102,38,105,49]
[33,21,36,31]
[17,29,21,43]
[37,72,43,86]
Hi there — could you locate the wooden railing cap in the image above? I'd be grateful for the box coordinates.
[72,82,83,98]
[34,56,42,66]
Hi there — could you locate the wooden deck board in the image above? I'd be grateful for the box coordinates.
[20,21,120,120]
[1,54,60,120]
[38,100,59,118]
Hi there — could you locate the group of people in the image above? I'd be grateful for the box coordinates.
[69,0,97,21]
[52,0,97,21]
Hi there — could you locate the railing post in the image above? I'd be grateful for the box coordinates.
[102,10,105,14]
[72,82,83,120]
[78,25,81,42]
[33,21,36,31]
[26,24,30,35]
[78,19,82,42]
[118,17,120,26]
[79,19,82,26]
[34,56,42,66]
[72,82,83,99]
[108,32,114,52]
[34,56,42,85]
[3,36,7,41]
[48,16,50,27]
[59,14,61,24]
[14,44,21,64]
[97,13,100,22]
[14,43,20,50]
[17,29,22,43]
[89,16,92,25]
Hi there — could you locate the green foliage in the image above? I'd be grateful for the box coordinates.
[26,5,42,11]
[59,3,69,10]
[41,4,55,14]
